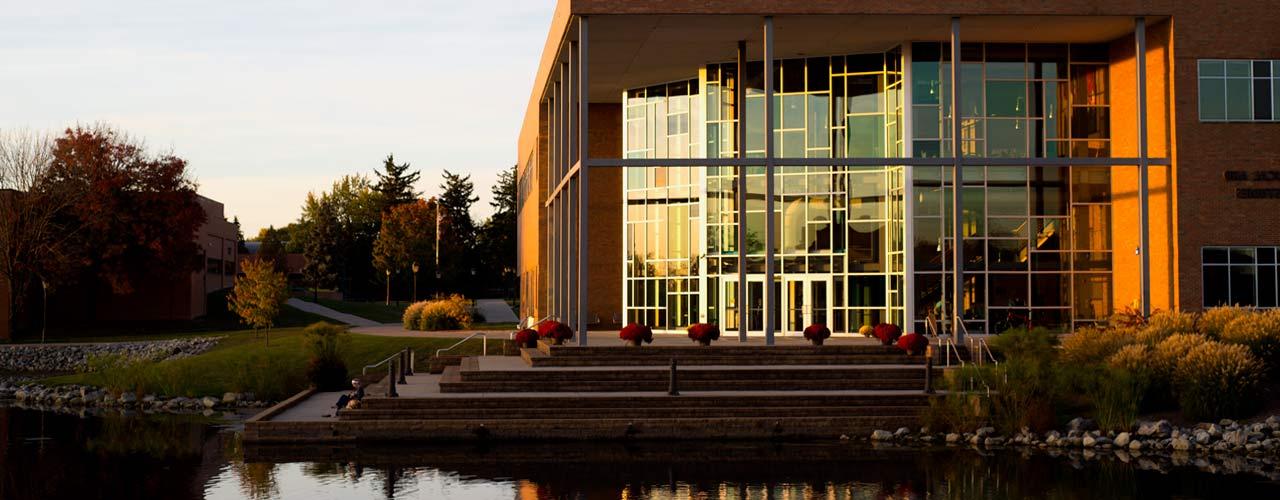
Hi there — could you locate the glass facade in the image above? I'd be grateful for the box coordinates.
[621,42,1115,335]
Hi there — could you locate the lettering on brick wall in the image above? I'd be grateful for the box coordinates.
[1225,170,1280,198]
[1237,188,1280,199]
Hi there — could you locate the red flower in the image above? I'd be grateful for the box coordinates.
[619,323,654,344]
[686,323,720,344]
[803,324,831,341]
[872,323,902,346]
[896,332,928,355]
[514,328,539,348]
[536,320,574,342]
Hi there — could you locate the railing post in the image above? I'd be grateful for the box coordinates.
[924,345,935,394]
[397,352,408,385]
[668,358,679,396]
[387,362,399,398]
[407,348,415,375]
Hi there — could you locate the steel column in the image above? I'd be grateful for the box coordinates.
[568,38,578,340]
[1136,17,1151,318]
[949,17,964,341]
[763,17,776,345]
[902,42,917,334]
[736,40,748,342]
[577,17,590,345]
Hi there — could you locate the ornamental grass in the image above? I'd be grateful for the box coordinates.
[1173,341,1266,420]
[402,301,427,330]
[1221,309,1280,368]
[1135,310,1198,345]
[405,295,474,331]
[1059,325,1137,365]
[1198,306,1253,339]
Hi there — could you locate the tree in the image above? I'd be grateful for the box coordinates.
[0,130,73,338]
[372,154,420,212]
[254,226,289,274]
[301,195,339,302]
[296,175,383,299]
[42,125,205,295]
[372,199,437,301]
[436,170,479,294]
[476,165,517,296]
[229,257,288,343]
[232,216,249,254]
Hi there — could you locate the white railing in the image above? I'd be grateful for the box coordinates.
[436,333,489,357]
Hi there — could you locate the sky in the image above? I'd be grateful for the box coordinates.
[0,0,553,236]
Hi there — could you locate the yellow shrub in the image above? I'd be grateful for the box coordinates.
[1060,326,1137,365]
[1173,341,1265,419]
[1135,311,1198,345]
[1106,343,1151,374]
[402,301,427,330]
[1220,309,1280,369]
[1152,333,1211,379]
[1198,306,1255,339]
[413,295,474,331]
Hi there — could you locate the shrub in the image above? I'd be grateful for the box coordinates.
[803,324,831,344]
[619,323,654,345]
[413,295,474,331]
[872,323,901,346]
[952,362,1057,434]
[303,322,349,390]
[989,327,1059,364]
[895,332,928,355]
[857,325,875,338]
[687,323,720,345]
[402,301,427,329]
[1106,343,1150,374]
[1198,306,1254,339]
[536,320,574,344]
[1173,341,1266,420]
[1220,309,1280,369]
[1060,326,1135,365]
[1152,333,1211,380]
[514,328,539,348]
[1135,311,1198,345]
[1085,366,1148,432]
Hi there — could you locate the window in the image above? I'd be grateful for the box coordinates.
[207,257,222,275]
[1198,60,1280,122]
[1203,246,1279,308]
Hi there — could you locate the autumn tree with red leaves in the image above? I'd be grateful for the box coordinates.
[42,125,206,295]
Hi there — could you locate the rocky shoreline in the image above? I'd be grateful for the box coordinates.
[0,337,222,373]
[865,416,1280,478]
[0,382,271,414]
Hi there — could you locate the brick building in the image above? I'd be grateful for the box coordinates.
[516,1,1280,342]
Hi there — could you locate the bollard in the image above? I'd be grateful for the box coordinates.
[924,345,935,394]
[406,348,415,376]
[397,352,408,385]
[387,361,399,398]
[668,358,679,396]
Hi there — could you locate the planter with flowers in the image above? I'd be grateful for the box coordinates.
[537,320,574,345]
[687,323,721,346]
[896,332,928,355]
[858,324,875,338]
[803,324,831,346]
[514,328,539,348]
[873,323,902,346]
[619,323,654,346]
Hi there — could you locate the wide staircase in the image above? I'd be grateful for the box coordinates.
[340,340,950,441]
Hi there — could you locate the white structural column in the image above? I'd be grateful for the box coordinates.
[577,17,590,345]
[1135,17,1152,318]
[949,17,965,342]
[736,40,749,342]
[762,16,777,345]
[568,39,578,336]
[902,43,916,332]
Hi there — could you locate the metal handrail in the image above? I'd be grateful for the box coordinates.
[436,333,488,357]
[937,335,966,367]
[363,348,405,376]
[972,337,999,365]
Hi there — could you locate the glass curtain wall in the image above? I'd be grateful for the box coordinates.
[622,80,705,330]
[910,42,1114,334]
[626,51,905,335]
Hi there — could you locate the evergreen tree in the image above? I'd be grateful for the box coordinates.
[373,154,420,211]
[437,170,479,294]
[301,197,339,301]
[477,165,517,296]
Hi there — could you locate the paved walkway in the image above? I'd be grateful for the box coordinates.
[475,299,519,323]
[286,298,380,327]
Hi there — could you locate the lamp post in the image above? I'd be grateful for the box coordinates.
[40,276,48,344]
[384,269,391,306]
[411,262,419,303]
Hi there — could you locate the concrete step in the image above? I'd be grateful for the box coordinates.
[521,349,927,367]
[426,355,465,374]
[460,365,930,382]
[358,393,933,410]
[536,342,913,357]
[440,378,927,393]
[339,405,926,421]
[302,415,924,442]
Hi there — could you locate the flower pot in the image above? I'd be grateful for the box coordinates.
[696,339,711,346]
[626,338,643,347]
[551,338,564,346]
[810,338,824,346]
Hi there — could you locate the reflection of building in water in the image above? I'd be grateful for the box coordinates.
[517,2,1280,341]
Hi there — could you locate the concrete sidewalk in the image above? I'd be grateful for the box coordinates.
[286,298,380,327]
[475,299,519,323]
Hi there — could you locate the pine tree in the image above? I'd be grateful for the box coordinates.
[302,197,340,301]
[373,154,420,211]
[477,165,517,295]
[437,170,479,294]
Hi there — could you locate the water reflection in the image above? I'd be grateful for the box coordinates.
[3,406,1280,500]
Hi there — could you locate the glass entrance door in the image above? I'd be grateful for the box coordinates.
[784,277,832,335]
[723,276,767,335]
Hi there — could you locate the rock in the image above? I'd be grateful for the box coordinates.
[1115,432,1132,447]
[894,427,911,439]
[1172,437,1193,451]
[142,395,157,404]
[14,389,28,400]
[222,392,240,404]
[945,433,961,443]
[119,392,137,404]
[1067,417,1097,433]
[1265,416,1280,429]
[201,396,218,408]
[976,427,996,438]
[870,430,893,441]
[1129,440,1145,451]
[1193,430,1212,445]
[1219,419,1237,428]
[1223,430,1248,447]
[984,437,1005,447]
[1083,435,1097,447]
[1137,420,1172,438]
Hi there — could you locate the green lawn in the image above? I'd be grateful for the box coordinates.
[42,326,509,401]
[14,303,338,344]
[298,297,408,323]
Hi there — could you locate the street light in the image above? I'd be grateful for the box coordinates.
[385,269,391,306]
[411,262,420,303]
[40,276,48,344]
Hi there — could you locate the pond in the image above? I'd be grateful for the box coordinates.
[2,406,1279,499]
